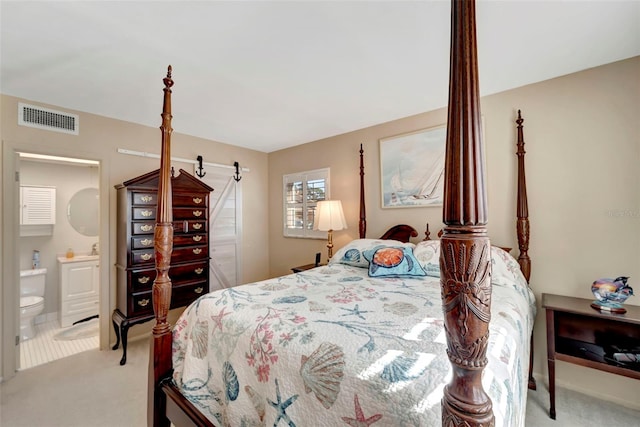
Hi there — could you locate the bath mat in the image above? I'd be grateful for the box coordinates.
[54,318,99,341]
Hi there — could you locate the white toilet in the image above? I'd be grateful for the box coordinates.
[20,268,47,342]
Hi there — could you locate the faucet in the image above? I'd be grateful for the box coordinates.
[91,243,99,256]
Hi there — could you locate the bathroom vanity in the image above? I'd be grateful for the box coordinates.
[58,255,100,327]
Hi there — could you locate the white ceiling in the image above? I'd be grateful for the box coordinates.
[1,1,639,153]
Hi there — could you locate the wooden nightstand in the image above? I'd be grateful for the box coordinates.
[291,263,325,273]
[542,293,640,420]
[292,252,324,273]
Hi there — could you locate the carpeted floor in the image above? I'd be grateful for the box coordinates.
[1,337,148,427]
[525,381,639,427]
[1,337,638,427]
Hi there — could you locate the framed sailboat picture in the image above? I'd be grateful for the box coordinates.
[380,125,446,208]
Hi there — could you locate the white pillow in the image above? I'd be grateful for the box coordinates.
[490,246,528,287]
[413,240,441,277]
[413,240,530,288]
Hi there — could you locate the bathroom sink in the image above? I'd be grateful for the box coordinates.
[57,254,100,263]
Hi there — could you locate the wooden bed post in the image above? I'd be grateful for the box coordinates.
[148,65,174,427]
[515,110,537,391]
[516,110,530,282]
[359,143,366,238]
[440,1,494,426]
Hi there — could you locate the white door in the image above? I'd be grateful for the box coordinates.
[195,166,242,291]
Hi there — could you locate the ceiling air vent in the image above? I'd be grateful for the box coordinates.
[18,102,79,135]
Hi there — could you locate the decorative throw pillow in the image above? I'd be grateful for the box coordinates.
[413,240,441,277]
[329,239,413,268]
[362,245,426,278]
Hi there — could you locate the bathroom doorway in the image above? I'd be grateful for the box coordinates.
[17,152,101,370]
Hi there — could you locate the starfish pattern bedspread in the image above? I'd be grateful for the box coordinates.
[172,248,535,427]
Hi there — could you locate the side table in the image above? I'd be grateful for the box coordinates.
[543,293,640,419]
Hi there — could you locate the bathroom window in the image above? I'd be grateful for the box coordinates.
[283,168,329,239]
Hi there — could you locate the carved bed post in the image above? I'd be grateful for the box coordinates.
[359,143,366,238]
[516,110,530,282]
[148,66,174,427]
[515,110,537,391]
[440,1,494,426]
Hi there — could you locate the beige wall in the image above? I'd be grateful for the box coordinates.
[268,56,640,409]
[1,94,270,379]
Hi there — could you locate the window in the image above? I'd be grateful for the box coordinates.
[283,168,329,238]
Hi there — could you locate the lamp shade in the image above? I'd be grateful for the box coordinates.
[313,200,347,231]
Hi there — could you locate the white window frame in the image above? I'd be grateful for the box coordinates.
[283,168,330,239]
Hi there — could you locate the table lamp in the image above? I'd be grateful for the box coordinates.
[313,200,347,260]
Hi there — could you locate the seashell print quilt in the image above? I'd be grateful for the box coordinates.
[172,256,535,426]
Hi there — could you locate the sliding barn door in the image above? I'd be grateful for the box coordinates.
[194,166,242,291]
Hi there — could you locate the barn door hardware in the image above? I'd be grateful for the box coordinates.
[195,155,206,178]
[233,161,242,182]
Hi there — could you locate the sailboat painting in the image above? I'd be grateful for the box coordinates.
[380,125,446,208]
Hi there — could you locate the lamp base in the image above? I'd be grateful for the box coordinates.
[326,229,334,260]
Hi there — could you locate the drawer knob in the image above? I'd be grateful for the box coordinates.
[141,210,153,217]
[141,195,153,202]
[192,235,202,242]
[141,253,152,261]
[192,223,203,230]
[195,268,204,275]
[192,210,203,217]
[138,298,150,307]
[192,248,203,255]
[138,276,150,284]
[194,287,204,294]
[141,224,153,232]
[193,197,203,204]
[141,238,153,246]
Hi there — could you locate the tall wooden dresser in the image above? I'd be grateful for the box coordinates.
[112,168,213,365]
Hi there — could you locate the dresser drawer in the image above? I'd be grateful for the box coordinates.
[130,291,154,317]
[132,221,155,235]
[174,194,207,207]
[129,268,156,292]
[131,249,154,265]
[185,221,207,233]
[172,245,209,262]
[172,261,208,284]
[132,236,155,249]
[133,221,205,234]
[132,207,156,220]
[173,207,206,220]
[129,261,208,292]
[172,281,208,308]
[131,245,209,266]
[173,234,208,247]
[131,192,157,205]
[130,281,208,317]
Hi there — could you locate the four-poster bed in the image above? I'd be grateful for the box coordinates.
[147,1,535,426]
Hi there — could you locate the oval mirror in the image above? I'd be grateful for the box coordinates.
[67,187,99,236]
